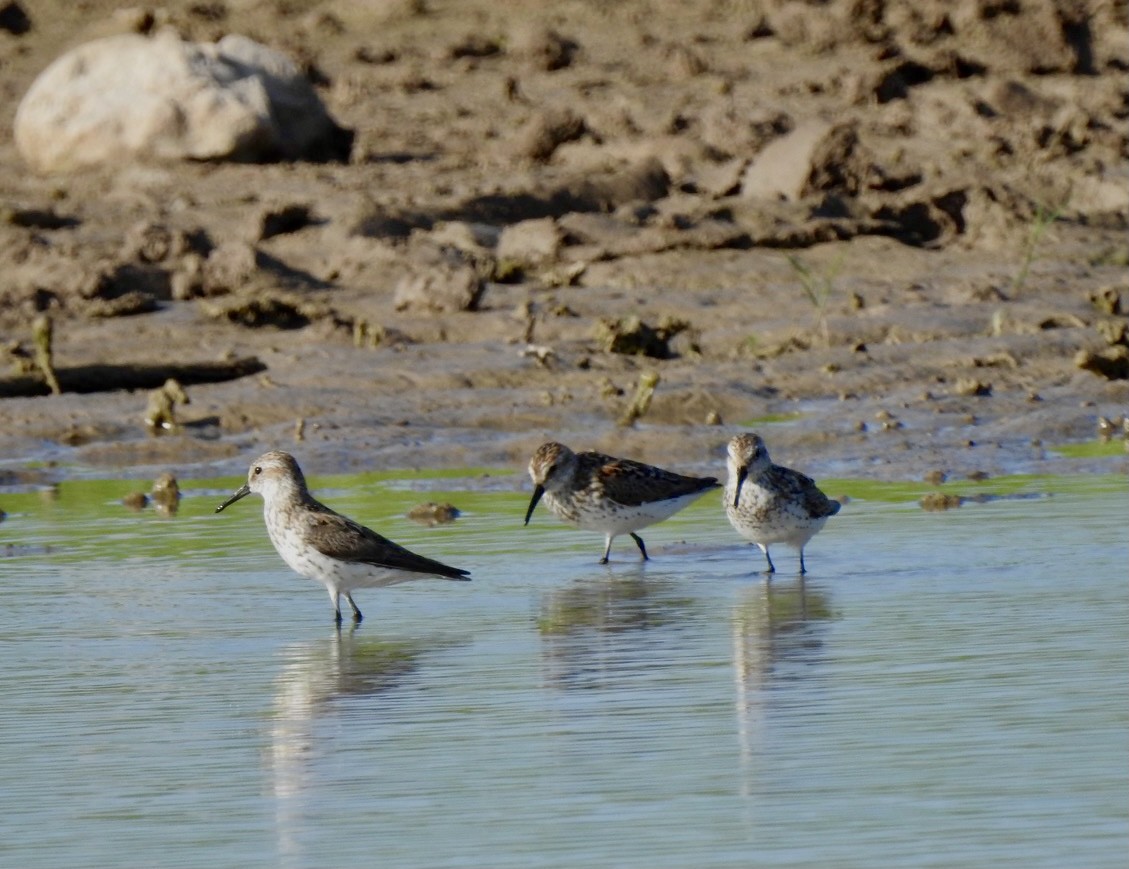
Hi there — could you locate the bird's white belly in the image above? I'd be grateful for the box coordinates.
[267,525,418,591]
[548,490,708,534]
[725,485,827,547]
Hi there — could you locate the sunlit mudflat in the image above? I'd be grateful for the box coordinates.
[0,474,1125,868]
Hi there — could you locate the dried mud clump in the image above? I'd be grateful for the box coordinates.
[919,492,964,511]
[393,249,487,313]
[515,107,588,162]
[407,502,461,526]
[1076,318,1129,380]
[144,378,190,433]
[595,316,690,359]
[1076,347,1129,381]
[200,291,337,330]
[1089,287,1124,316]
[510,24,577,71]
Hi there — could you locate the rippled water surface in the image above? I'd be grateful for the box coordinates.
[1,473,1126,868]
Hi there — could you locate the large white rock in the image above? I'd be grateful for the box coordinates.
[14,30,352,172]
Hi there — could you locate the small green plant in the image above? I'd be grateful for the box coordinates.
[784,251,845,348]
[1012,200,1065,296]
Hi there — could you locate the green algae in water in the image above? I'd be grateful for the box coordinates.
[4,467,1124,566]
[737,412,802,426]
[1051,440,1127,460]
[818,473,1126,504]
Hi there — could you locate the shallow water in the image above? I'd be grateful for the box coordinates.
[1,473,1126,869]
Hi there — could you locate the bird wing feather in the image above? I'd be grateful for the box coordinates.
[580,451,720,507]
[764,465,841,518]
[301,505,470,579]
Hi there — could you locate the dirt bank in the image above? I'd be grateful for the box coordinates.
[1,0,1127,486]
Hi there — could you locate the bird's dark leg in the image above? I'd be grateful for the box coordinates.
[762,546,776,575]
[799,548,807,575]
[630,533,649,561]
[345,593,363,623]
[600,535,613,564]
[334,608,343,626]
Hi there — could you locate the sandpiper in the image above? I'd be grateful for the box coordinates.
[724,433,840,575]
[216,450,470,623]
[524,441,721,564]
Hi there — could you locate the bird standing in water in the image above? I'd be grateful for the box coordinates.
[724,433,840,575]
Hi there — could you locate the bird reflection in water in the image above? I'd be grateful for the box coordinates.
[538,572,694,689]
[268,628,428,865]
[731,579,834,797]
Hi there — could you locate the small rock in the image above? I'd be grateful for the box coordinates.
[740,120,871,201]
[496,217,562,266]
[123,491,149,511]
[394,259,485,313]
[514,107,587,162]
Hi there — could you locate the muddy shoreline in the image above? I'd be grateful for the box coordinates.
[1,1,1127,486]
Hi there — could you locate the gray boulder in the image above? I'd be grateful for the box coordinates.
[14,30,352,172]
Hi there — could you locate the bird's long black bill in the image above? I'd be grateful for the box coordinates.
[215,484,251,513]
[733,468,747,508]
[524,484,545,526]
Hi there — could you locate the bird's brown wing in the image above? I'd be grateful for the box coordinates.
[301,505,470,579]
[579,451,720,507]
[765,466,841,519]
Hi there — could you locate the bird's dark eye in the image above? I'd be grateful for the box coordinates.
[253,466,262,475]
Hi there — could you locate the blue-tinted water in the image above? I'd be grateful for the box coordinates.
[0,476,1125,868]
